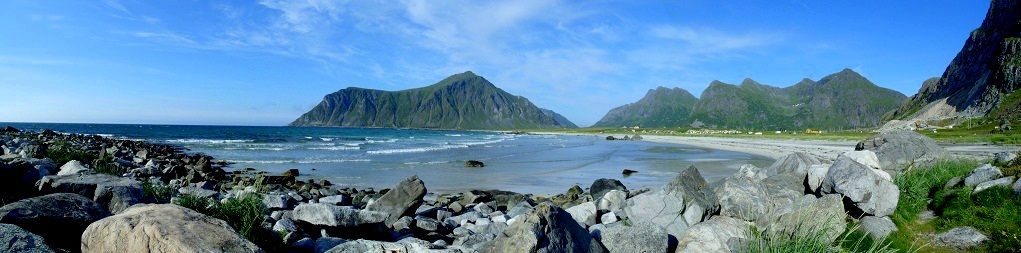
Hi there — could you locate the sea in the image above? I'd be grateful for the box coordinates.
[1,123,773,195]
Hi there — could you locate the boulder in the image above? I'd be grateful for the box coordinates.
[768,152,822,177]
[292,203,388,227]
[944,176,964,190]
[37,173,143,214]
[859,216,898,240]
[855,131,945,174]
[595,190,627,213]
[263,194,293,210]
[0,159,53,201]
[993,151,1017,165]
[676,216,750,253]
[932,226,988,249]
[974,177,1014,193]
[764,194,846,244]
[838,151,892,181]
[0,223,54,253]
[0,193,111,251]
[964,164,1003,186]
[81,204,263,252]
[822,155,900,217]
[56,160,91,176]
[625,165,718,239]
[366,176,427,227]
[661,165,719,225]
[465,160,485,167]
[483,202,605,253]
[589,178,627,200]
[283,168,300,177]
[314,237,347,253]
[714,174,769,222]
[599,212,618,224]
[1014,177,1021,195]
[760,172,805,209]
[415,216,442,232]
[178,186,220,200]
[564,201,597,227]
[327,238,470,253]
[599,222,668,253]
[319,195,348,206]
[806,164,832,193]
[19,144,46,159]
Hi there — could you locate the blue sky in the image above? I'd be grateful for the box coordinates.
[0,1,990,127]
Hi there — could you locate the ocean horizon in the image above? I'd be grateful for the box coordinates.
[2,122,773,195]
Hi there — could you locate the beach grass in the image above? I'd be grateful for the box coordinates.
[525,126,1020,144]
[173,193,283,251]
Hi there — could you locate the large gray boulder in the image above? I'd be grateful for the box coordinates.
[81,204,263,252]
[564,201,597,227]
[676,216,750,253]
[855,131,945,174]
[483,202,605,253]
[0,193,111,251]
[714,174,769,222]
[974,177,1014,193]
[598,222,668,253]
[37,173,143,214]
[768,152,822,177]
[763,194,846,244]
[964,164,1003,186]
[0,223,54,253]
[327,238,470,253]
[595,190,627,213]
[56,160,91,176]
[806,164,832,194]
[761,172,805,209]
[932,226,988,249]
[0,159,54,201]
[837,151,892,181]
[624,165,719,240]
[365,176,427,227]
[859,216,898,240]
[589,178,627,200]
[292,203,388,227]
[822,155,900,217]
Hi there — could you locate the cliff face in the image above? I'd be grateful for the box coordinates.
[592,87,698,128]
[887,0,1021,122]
[289,71,577,130]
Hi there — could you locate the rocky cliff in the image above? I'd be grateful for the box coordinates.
[289,72,577,130]
[886,0,1021,122]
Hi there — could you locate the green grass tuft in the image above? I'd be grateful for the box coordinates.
[892,159,978,227]
[931,186,1021,252]
[173,193,284,252]
[141,179,173,204]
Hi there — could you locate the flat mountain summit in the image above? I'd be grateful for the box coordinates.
[290,71,577,130]
[596,69,907,130]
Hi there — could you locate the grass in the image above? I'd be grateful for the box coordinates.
[526,126,1020,144]
[141,179,173,204]
[173,193,284,252]
[930,186,1021,252]
[46,147,98,167]
[745,214,896,253]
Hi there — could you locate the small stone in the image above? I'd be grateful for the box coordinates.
[974,177,1014,193]
[932,226,988,249]
[964,164,1002,186]
[600,212,618,224]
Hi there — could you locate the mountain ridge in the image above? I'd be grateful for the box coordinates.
[289,71,577,130]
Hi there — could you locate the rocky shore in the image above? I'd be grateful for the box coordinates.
[1,126,1018,252]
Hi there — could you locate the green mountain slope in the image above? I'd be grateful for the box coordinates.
[591,87,698,128]
[289,71,577,130]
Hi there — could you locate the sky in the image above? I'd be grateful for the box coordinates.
[0,1,991,127]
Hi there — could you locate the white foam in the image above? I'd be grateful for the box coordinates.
[320,138,334,141]
[366,138,398,143]
[308,146,361,151]
[230,159,371,164]
[367,144,468,154]
[167,139,251,144]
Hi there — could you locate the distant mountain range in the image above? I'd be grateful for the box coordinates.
[290,71,577,129]
[885,0,1021,123]
[594,69,907,130]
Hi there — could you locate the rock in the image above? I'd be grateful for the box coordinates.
[19,144,46,159]
[366,176,427,227]
[974,177,1014,193]
[806,164,831,193]
[993,151,1018,165]
[0,223,55,253]
[822,155,900,217]
[600,222,668,253]
[625,165,718,239]
[292,203,388,227]
[932,226,988,249]
[564,201,597,227]
[483,202,605,253]
[327,238,468,253]
[0,159,52,201]
[714,174,769,221]
[764,194,846,244]
[319,195,348,206]
[273,217,299,233]
[589,178,628,200]
[314,237,347,253]
[622,169,637,176]
[839,150,883,170]
[595,190,627,213]
[283,168,300,177]
[465,160,485,167]
[736,164,769,181]
[263,194,293,210]
[56,160,92,176]
[605,136,616,141]
[768,152,822,177]
[964,164,1003,186]
[81,204,263,253]
[944,176,963,190]
[631,134,643,141]
[393,216,414,231]
[1014,177,1021,195]
[855,131,945,174]
[760,172,805,209]
[676,216,750,253]
[599,212,618,224]
[37,173,144,214]
[179,186,220,199]
[505,201,534,218]
[859,216,898,240]
[415,216,442,232]
[0,193,111,251]
[3,125,21,132]
[292,237,315,252]
[567,185,584,197]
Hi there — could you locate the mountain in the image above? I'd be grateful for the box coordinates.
[289,71,577,129]
[885,0,1021,122]
[597,69,906,130]
[591,87,698,128]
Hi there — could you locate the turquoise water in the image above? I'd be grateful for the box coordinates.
[2,123,773,194]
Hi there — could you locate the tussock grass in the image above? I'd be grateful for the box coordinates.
[173,193,284,252]
[141,179,173,204]
[931,186,1021,252]
[892,159,978,226]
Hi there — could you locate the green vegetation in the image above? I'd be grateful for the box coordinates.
[931,187,1021,252]
[744,211,894,253]
[174,193,284,252]
[46,146,98,167]
[141,179,173,204]
[592,86,698,128]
